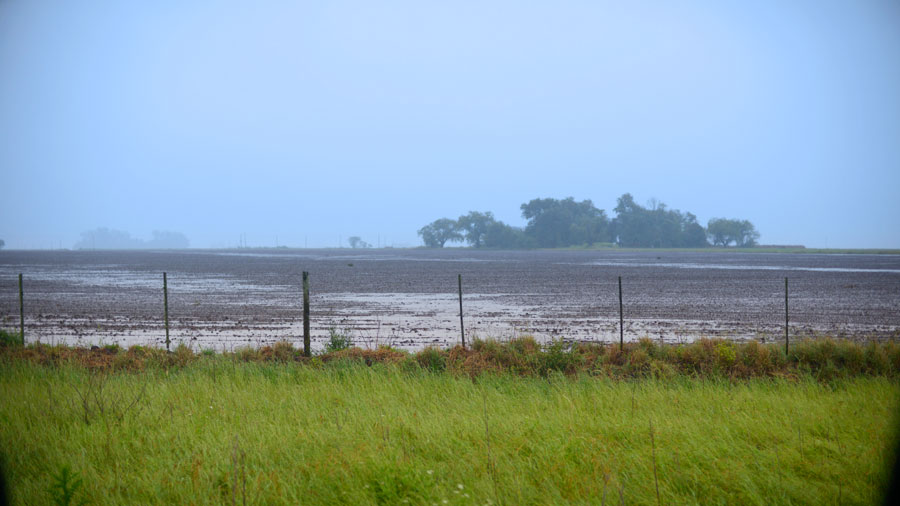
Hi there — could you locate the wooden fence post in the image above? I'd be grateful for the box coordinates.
[618,276,624,351]
[18,273,24,345]
[163,272,170,352]
[303,271,310,357]
[458,274,465,349]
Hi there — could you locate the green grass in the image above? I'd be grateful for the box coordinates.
[1,355,898,505]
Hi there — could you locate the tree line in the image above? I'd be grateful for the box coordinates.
[418,194,759,249]
[73,228,190,249]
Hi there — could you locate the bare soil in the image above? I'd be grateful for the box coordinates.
[1,249,898,350]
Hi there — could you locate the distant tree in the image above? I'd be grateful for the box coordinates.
[457,211,497,248]
[680,213,708,247]
[73,228,190,249]
[734,220,760,247]
[146,230,190,249]
[706,218,732,247]
[482,221,536,249]
[348,236,371,248]
[0,239,4,250]
[520,197,610,247]
[707,218,759,247]
[418,218,463,248]
[612,194,709,248]
[73,228,143,249]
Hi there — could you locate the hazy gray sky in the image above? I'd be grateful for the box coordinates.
[2,0,898,249]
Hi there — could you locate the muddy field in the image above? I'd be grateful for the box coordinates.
[1,249,898,351]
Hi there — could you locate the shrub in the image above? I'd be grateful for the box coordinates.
[170,343,195,367]
[0,328,21,347]
[715,341,736,371]
[272,341,297,362]
[325,328,352,353]
[737,340,772,376]
[627,348,651,376]
[637,337,658,358]
[415,347,446,373]
[540,339,582,376]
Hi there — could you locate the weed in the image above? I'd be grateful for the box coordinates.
[1,337,897,381]
[50,465,87,506]
[0,328,22,347]
[325,328,353,353]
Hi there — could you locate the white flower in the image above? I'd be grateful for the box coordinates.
[457,484,464,490]
[426,470,434,475]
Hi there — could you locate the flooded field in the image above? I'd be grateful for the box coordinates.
[1,249,899,351]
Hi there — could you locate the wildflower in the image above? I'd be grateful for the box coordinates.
[457,484,464,490]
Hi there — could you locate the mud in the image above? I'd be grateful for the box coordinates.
[1,249,898,351]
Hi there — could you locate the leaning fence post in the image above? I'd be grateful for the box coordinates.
[163,272,170,352]
[618,276,624,351]
[458,274,465,349]
[18,273,24,345]
[303,271,310,357]
[784,277,789,356]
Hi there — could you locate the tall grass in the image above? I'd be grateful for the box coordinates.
[1,350,898,504]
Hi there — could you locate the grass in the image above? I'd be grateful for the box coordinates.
[4,336,900,380]
[1,339,899,504]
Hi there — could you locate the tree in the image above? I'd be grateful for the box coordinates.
[482,221,535,249]
[73,228,190,249]
[73,228,143,249]
[0,239,4,250]
[348,236,371,248]
[680,213,708,247]
[612,194,710,248]
[146,230,190,249]
[520,197,610,247]
[735,220,760,247]
[457,211,497,248]
[417,218,463,248]
[706,218,732,247]
[707,218,759,247]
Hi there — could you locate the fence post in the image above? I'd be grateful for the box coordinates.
[458,274,465,349]
[303,271,310,357]
[18,273,24,345]
[784,277,789,356]
[618,276,624,351]
[163,272,170,352]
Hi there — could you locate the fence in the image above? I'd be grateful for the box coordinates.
[8,271,798,354]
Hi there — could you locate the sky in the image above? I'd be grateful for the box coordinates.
[1,0,898,249]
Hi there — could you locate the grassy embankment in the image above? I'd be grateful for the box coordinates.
[1,334,899,505]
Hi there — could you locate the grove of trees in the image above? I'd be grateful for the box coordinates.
[74,228,190,249]
[418,194,759,249]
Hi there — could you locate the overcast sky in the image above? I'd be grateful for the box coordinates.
[1,0,898,249]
